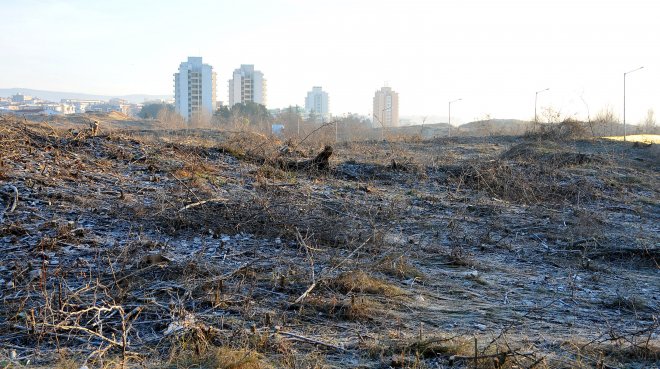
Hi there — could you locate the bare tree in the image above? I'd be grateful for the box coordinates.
[592,106,619,136]
[156,108,185,129]
[642,108,656,134]
[474,114,494,136]
[189,111,213,129]
[541,106,564,124]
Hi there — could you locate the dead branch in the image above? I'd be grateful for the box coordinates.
[178,197,229,212]
[449,351,534,362]
[297,121,338,147]
[276,330,345,351]
[0,184,19,224]
[278,145,333,171]
[293,235,372,304]
[5,185,18,212]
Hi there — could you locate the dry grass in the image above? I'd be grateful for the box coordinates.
[303,295,380,321]
[604,134,660,144]
[165,347,273,369]
[330,270,406,297]
[560,337,660,369]
[375,254,425,280]
[451,141,604,204]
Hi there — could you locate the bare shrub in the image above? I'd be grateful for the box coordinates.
[330,270,405,297]
[525,119,589,141]
[453,142,602,204]
[641,108,657,134]
[167,346,274,369]
[156,108,186,130]
[592,106,620,136]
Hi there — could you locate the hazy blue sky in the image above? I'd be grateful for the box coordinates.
[1,0,657,123]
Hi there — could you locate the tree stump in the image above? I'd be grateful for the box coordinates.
[279,145,333,171]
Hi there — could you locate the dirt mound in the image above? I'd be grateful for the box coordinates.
[442,142,608,204]
[106,111,131,120]
[524,120,590,141]
[84,111,131,121]
[500,141,601,167]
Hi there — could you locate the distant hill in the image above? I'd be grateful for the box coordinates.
[457,119,531,135]
[388,122,451,138]
[386,119,531,138]
[0,88,171,104]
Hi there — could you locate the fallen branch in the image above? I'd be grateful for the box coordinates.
[178,197,228,212]
[277,331,345,351]
[293,282,318,305]
[293,235,372,304]
[15,322,124,347]
[0,184,19,224]
[297,121,337,147]
[278,145,333,171]
[5,185,18,212]
[449,351,534,362]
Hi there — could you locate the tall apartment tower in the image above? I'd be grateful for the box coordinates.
[228,64,267,106]
[373,86,399,127]
[174,57,217,122]
[305,86,330,118]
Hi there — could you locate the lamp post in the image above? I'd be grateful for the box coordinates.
[623,66,644,141]
[534,88,550,126]
[448,98,462,137]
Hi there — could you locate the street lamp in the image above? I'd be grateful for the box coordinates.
[623,66,644,141]
[448,98,462,137]
[534,88,550,126]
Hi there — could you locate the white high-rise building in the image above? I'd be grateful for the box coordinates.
[305,86,330,118]
[373,86,399,127]
[228,64,267,107]
[174,57,216,122]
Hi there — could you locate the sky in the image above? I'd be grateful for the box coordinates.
[1,0,658,124]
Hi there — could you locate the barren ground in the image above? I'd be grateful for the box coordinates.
[0,116,658,368]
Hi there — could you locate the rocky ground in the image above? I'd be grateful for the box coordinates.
[0,115,658,368]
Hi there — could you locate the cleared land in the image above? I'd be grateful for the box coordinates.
[0,115,658,368]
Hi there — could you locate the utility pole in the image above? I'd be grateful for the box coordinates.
[623,66,644,141]
[448,98,462,138]
[535,88,550,128]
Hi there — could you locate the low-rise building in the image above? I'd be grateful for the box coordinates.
[11,93,33,103]
[61,99,104,113]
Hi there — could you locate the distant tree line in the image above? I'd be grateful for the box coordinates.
[213,102,273,132]
[138,103,174,119]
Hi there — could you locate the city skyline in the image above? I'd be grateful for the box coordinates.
[0,0,658,123]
